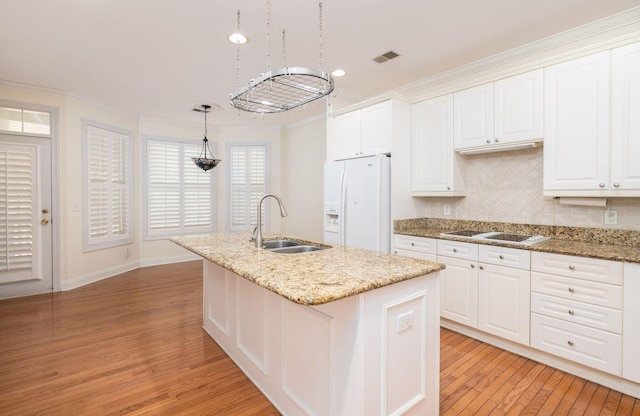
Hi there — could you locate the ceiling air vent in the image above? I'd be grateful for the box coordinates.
[373,50,400,63]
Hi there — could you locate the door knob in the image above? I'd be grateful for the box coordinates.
[41,218,49,225]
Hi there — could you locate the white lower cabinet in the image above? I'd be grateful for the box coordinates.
[440,255,479,327]
[393,234,437,262]
[530,252,623,376]
[437,240,531,345]
[623,263,640,384]
[478,263,530,345]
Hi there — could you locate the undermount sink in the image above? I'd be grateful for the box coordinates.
[268,245,326,254]
[261,238,327,253]
[262,239,305,249]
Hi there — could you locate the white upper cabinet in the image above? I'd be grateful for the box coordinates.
[333,100,394,160]
[611,42,640,192]
[543,43,640,196]
[494,69,544,143]
[454,69,543,153]
[543,51,610,194]
[411,95,466,196]
[453,83,494,149]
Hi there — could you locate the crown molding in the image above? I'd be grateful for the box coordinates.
[397,6,640,102]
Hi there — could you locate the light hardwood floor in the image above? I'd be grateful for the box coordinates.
[1,261,638,415]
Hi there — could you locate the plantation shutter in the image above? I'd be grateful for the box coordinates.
[0,145,36,277]
[146,138,213,238]
[85,124,132,250]
[228,144,268,232]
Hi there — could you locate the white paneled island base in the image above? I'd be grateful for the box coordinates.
[203,260,440,415]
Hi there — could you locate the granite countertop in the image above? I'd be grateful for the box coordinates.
[170,233,444,306]
[394,218,640,263]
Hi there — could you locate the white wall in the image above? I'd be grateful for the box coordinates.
[282,116,326,241]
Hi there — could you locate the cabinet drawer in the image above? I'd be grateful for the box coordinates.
[531,252,623,285]
[531,313,622,376]
[479,244,530,270]
[531,293,622,334]
[393,248,436,262]
[437,239,478,261]
[531,272,622,309]
[393,234,437,254]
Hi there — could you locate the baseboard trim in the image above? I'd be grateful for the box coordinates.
[61,254,201,291]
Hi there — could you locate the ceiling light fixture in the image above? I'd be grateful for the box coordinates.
[229,1,334,114]
[228,32,248,45]
[331,69,346,77]
[192,104,220,172]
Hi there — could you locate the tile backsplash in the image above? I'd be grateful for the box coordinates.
[416,147,640,231]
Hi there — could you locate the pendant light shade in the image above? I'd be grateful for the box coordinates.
[192,104,220,171]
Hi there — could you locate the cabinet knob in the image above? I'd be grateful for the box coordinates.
[411,242,415,246]
[569,265,575,270]
[567,340,574,347]
[499,255,504,260]
[599,183,605,188]
[453,248,457,253]
[394,250,397,254]
[486,139,491,144]
[470,264,475,268]
[568,287,575,293]
[568,310,575,315]
[479,265,483,270]
[613,183,620,188]
[447,186,451,190]
[494,138,500,143]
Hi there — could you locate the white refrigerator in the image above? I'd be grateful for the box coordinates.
[323,155,391,253]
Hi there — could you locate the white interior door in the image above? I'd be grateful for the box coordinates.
[0,134,52,299]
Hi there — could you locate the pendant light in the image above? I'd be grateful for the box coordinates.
[192,104,220,171]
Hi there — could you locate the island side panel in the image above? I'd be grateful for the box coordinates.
[202,259,440,415]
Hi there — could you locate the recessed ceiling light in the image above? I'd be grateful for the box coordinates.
[331,69,346,77]
[228,32,248,45]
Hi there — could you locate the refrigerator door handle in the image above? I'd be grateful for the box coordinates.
[339,170,347,246]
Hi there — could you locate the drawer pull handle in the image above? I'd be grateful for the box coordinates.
[569,265,575,270]
[499,255,504,259]
[568,287,575,293]
[568,310,575,315]
[567,340,574,347]
[453,248,457,253]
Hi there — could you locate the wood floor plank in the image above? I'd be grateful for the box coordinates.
[1,262,639,415]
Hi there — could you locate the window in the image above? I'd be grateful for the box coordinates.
[143,136,215,239]
[227,143,270,232]
[0,106,51,135]
[82,120,133,251]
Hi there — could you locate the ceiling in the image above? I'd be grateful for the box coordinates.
[1,0,639,127]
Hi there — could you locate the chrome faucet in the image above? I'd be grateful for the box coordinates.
[254,193,288,248]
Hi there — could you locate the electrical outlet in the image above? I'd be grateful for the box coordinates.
[396,311,414,334]
[605,210,618,225]
[444,204,451,216]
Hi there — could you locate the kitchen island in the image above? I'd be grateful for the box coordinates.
[171,233,444,416]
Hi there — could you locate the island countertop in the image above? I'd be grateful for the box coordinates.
[171,233,444,306]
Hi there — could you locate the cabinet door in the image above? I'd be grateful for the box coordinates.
[334,111,361,160]
[412,95,464,194]
[494,69,543,143]
[360,100,392,155]
[623,263,640,383]
[453,83,493,149]
[611,42,640,192]
[543,51,610,192]
[478,263,530,345]
[439,255,478,327]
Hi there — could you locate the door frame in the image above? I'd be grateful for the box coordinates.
[0,100,60,293]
